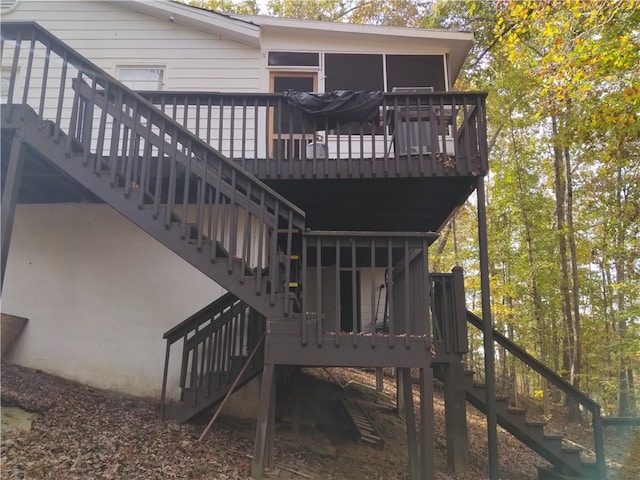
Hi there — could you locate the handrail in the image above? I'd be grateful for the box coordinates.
[1,21,306,314]
[160,293,265,419]
[163,292,239,343]
[138,90,490,102]
[466,310,606,479]
[137,89,489,179]
[0,22,303,216]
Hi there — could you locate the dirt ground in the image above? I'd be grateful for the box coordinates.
[1,363,635,479]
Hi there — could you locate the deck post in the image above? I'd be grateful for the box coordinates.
[375,368,384,392]
[396,368,405,417]
[419,367,435,480]
[444,361,468,473]
[400,368,420,479]
[252,362,276,479]
[266,365,276,468]
[477,175,499,478]
[1,129,25,293]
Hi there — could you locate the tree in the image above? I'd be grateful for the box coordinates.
[180,0,260,15]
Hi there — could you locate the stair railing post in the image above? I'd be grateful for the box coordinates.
[160,339,171,419]
[592,405,606,479]
[1,129,25,293]
[477,175,499,479]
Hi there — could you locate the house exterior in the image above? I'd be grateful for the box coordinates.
[1,0,473,397]
[1,1,607,479]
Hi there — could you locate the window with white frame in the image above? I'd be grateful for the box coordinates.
[118,67,164,91]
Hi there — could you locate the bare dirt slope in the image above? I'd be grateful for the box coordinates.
[1,363,632,479]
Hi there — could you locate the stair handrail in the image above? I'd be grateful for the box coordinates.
[160,293,264,419]
[1,21,306,316]
[0,22,303,216]
[163,292,240,344]
[466,310,606,479]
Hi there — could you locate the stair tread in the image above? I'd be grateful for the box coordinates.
[526,420,546,427]
[507,407,527,414]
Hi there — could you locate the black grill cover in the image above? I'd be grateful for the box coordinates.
[284,90,383,129]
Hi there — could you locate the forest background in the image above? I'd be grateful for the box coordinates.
[182,0,640,420]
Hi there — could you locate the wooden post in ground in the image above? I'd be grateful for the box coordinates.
[396,368,405,417]
[376,368,384,392]
[266,365,276,469]
[419,367,435,480]
[1,130,24,293]
[400,368,420,479]
[444,361,468,473]
[253,363,276,479]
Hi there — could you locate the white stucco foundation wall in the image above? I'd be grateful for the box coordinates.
[2,203,225,399]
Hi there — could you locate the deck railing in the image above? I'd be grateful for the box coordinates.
[431,268,469,355]
[161,293,265,420]
[139,90,489,179]
[299,231,436,347]
[1,22,305,314]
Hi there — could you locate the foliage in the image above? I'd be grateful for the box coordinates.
[179,0,260,15]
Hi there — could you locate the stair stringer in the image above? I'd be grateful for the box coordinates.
[2,105,287,319]
[461,375,593,478]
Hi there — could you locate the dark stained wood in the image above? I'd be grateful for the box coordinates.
[1,313,29,358]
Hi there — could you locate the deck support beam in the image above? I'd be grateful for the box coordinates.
[400,367,420,479]
[252,363,276,479]
[443,361,468,473]
[1,129,25,293]
[477,175,499,478]
[419,367,435,480]
[396,368,405,418]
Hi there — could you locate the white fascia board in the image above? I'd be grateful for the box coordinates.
[235,14,474,82]
[111,0,261,48]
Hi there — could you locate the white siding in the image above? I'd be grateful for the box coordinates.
[3,204,224,399]
[5,0,261,92]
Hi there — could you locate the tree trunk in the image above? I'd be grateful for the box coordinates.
[614,166,631,417]
[510,122,549,414]
[563,145,581,421]
[551,116,574,401]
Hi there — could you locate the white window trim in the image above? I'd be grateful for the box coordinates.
[116,65,167,91]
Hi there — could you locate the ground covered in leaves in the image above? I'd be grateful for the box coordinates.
[1,363,635,479]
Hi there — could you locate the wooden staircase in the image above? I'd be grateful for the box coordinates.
[450,311,607,479]
[451,369,600,479]
[160,293,266,423]
[0,22,305,321]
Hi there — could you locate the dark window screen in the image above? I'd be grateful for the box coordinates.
[325,54,384,92]
[386,55,446,92]
[273,75,315,134]
[268,52,320,67]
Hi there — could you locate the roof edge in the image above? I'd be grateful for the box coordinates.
[110,0,261,47]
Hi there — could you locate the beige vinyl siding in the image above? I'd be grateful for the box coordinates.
[261,30,449,57]
[5,1,261,93]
